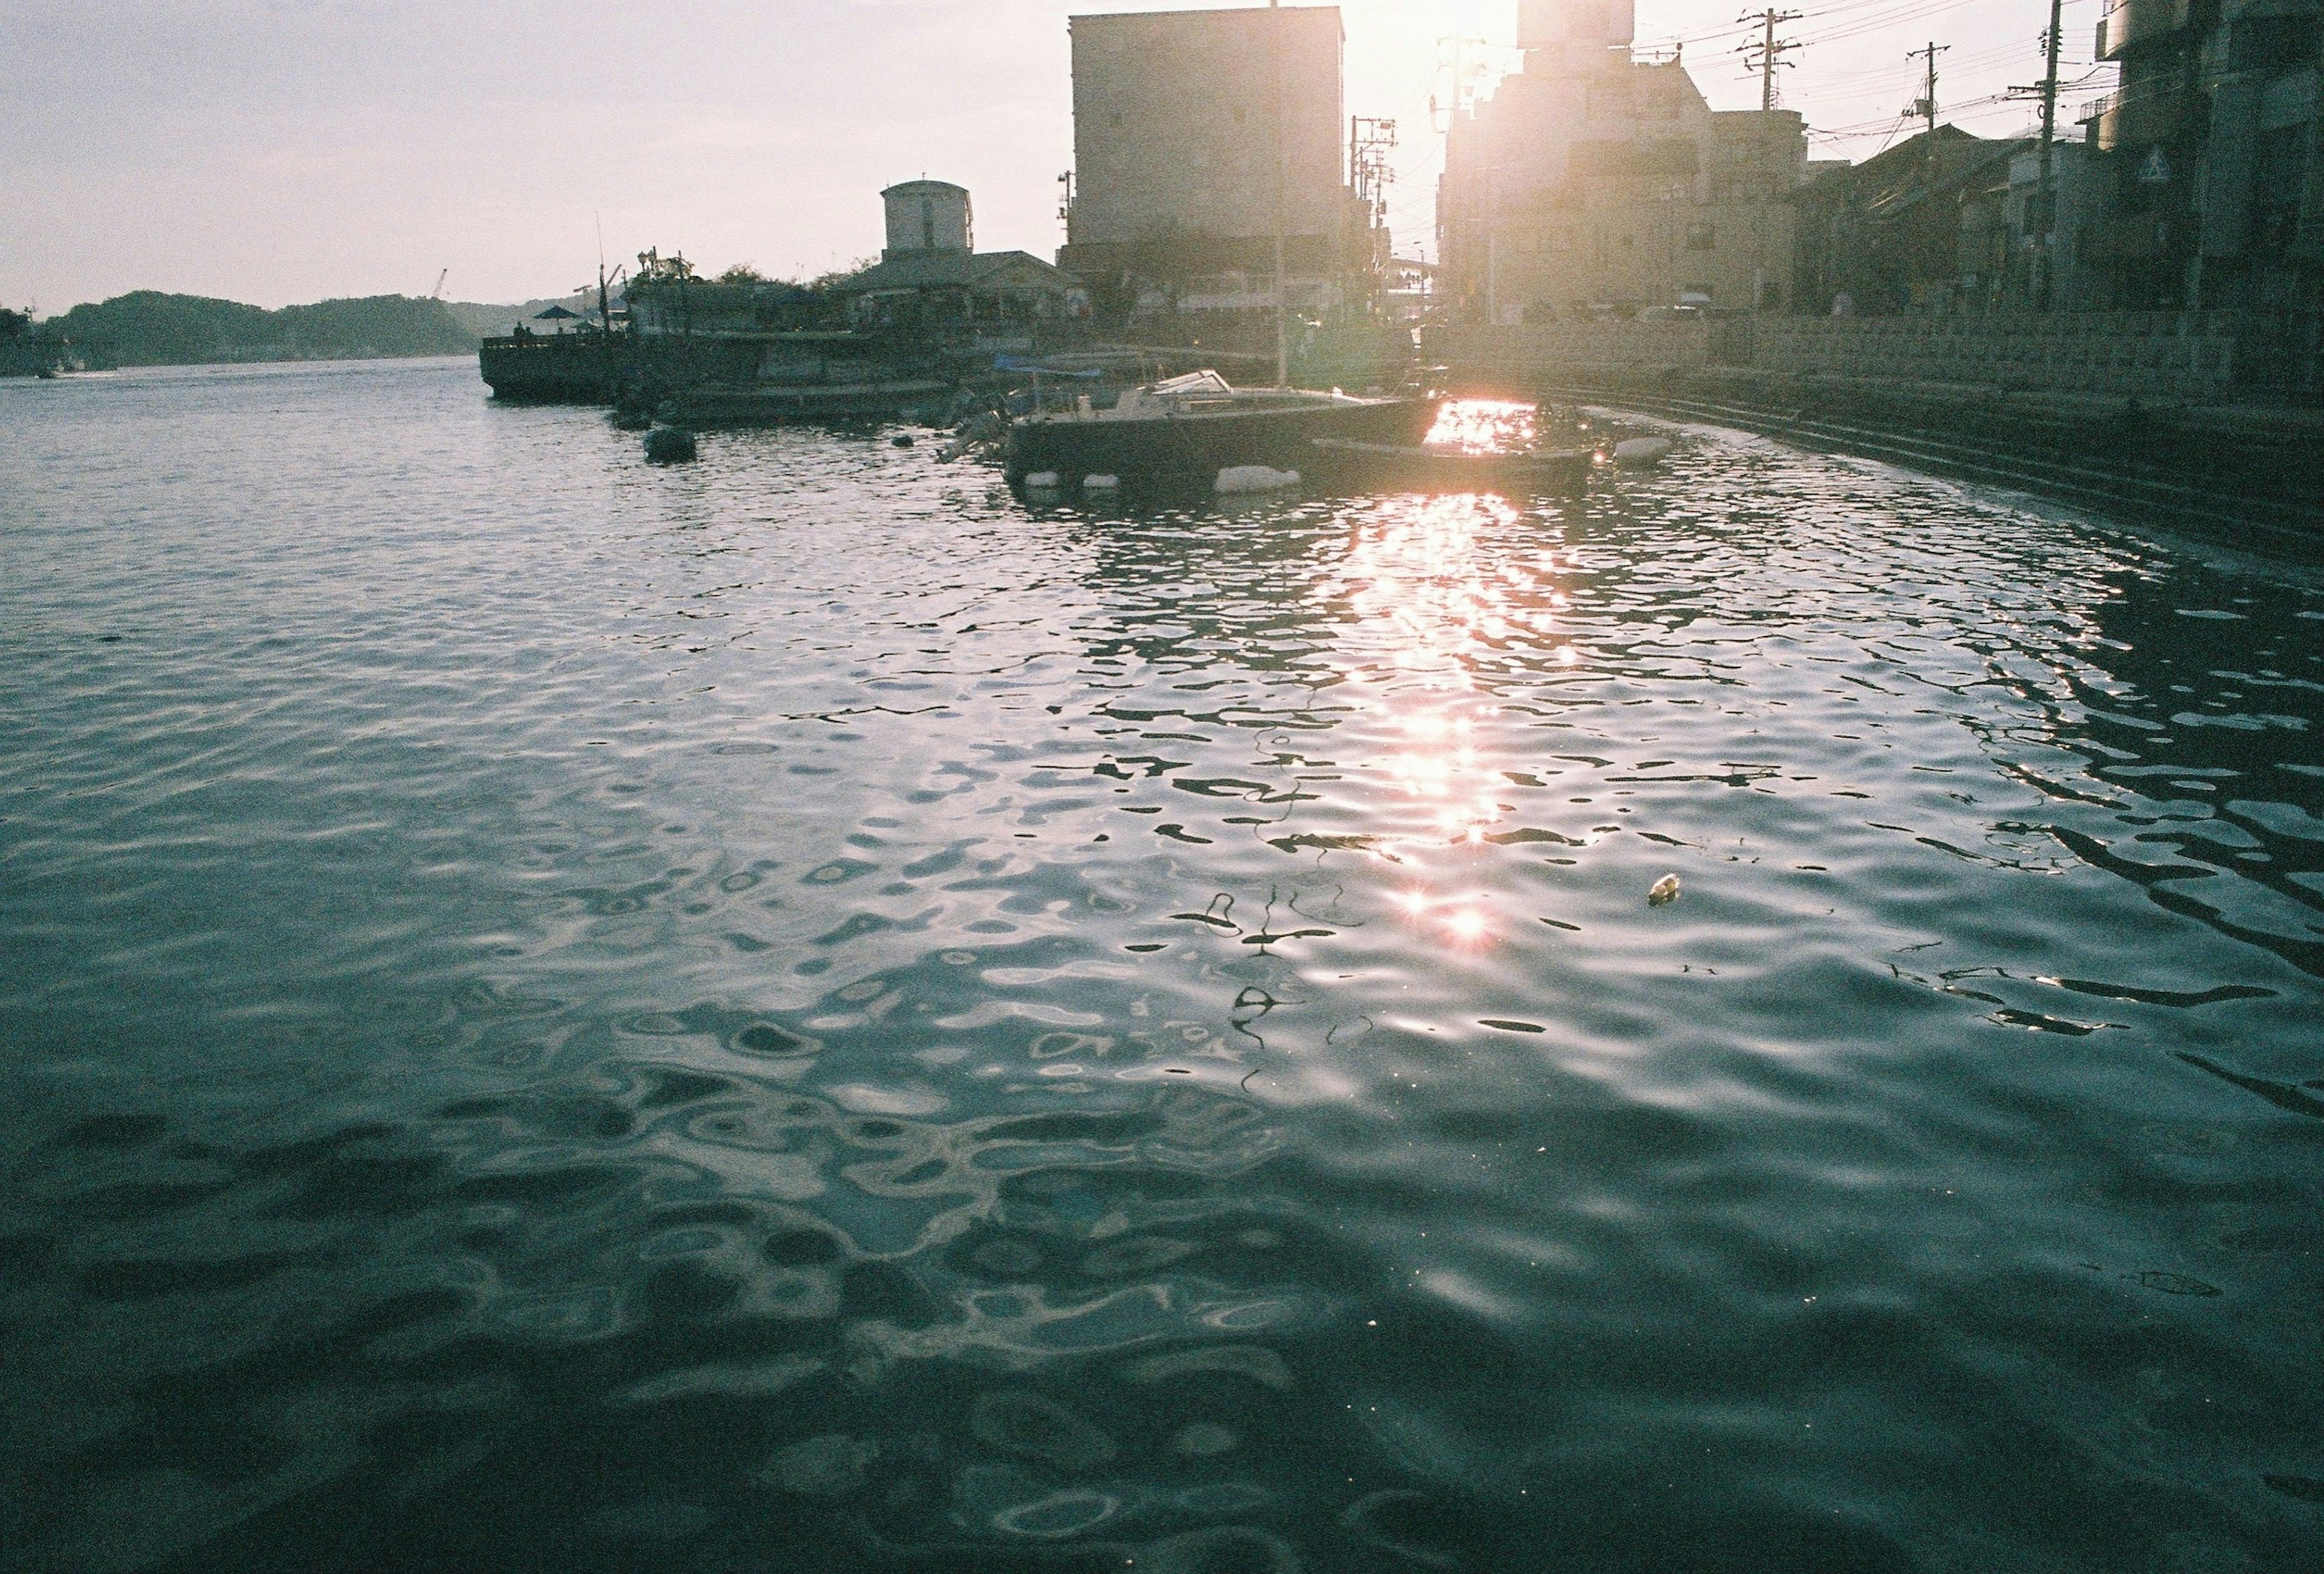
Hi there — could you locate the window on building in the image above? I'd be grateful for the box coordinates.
[1685,222,1716,251]
[2230,16,2319,70]
[2254,124,2310,252]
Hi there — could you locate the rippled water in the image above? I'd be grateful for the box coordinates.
[3,359,2322,1573]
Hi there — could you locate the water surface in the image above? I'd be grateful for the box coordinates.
[2,359,2321,1572]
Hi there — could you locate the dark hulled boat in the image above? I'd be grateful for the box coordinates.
[1305,438,1597,495]
[1003,371,1436,487]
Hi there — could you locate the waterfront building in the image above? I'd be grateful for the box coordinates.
[836,181,1080,332]
[835,251,1079,330]
[2075,0,2322,309]
[2001,140,2101,309]
[626,280,822,336]
[1435,0,1807,321]
[1059,5,1360,324]
[1792,128,2033,315]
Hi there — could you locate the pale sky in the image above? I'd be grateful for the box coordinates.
[3,0,2104,312]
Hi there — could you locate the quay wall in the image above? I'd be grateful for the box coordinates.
[1429,310,2323,402]
[1424,314,2324,535]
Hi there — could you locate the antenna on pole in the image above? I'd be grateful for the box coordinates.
[1735,10,1802,112]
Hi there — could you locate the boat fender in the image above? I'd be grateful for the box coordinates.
[1215,465,1302,495]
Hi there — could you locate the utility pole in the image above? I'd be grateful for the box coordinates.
[1271,0,1288,388]
[1908,41,1948,137]
[1349,116,1398,316]
[1736,10,1802,113]
[1430,35,1494,133]
[2034,0,2063,308]
[2007,7,2067,308]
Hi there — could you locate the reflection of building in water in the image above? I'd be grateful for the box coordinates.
[1060,5,1364,323]
[1437,0,1808,321]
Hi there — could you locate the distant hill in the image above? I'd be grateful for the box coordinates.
[45,291,483,369]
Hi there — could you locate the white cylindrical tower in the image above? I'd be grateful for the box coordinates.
[881,181,973,257]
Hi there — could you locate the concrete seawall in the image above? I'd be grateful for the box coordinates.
[1426,313,2324,537]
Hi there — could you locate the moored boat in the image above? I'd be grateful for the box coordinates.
[1306,438,1594,495]
[1003,370,1436,487]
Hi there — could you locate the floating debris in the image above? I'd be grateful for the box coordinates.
[1083,473,1120,490]
[1215,464,1301,494]
[1611,436,1673,468]
[1647,873,1682,905]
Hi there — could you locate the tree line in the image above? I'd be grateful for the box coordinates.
[8,292,482,371]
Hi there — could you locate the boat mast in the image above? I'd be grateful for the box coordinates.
[1270,0,1288,388]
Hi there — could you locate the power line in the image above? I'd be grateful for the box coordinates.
[1737,9,1805,110]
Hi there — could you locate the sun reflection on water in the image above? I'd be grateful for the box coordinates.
[1423,397,1540,456]
[1318,408,1581,946]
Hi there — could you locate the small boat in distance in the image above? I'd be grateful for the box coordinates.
[1004,370,1436,489]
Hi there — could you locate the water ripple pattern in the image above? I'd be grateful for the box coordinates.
[2,362,2320,1573]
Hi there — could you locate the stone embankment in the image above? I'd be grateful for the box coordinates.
[1428,312,2324,538]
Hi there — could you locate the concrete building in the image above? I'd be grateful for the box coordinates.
[1060,5,1354,317]
[2076,0,2322,309]
[1435,0,1807,321]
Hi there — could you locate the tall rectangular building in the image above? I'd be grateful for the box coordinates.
[1063,5,1348,286]
[1437,0,1805,319]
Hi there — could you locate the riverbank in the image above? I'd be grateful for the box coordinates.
[1547,366,2324,540]
[1429,312,2324,539]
